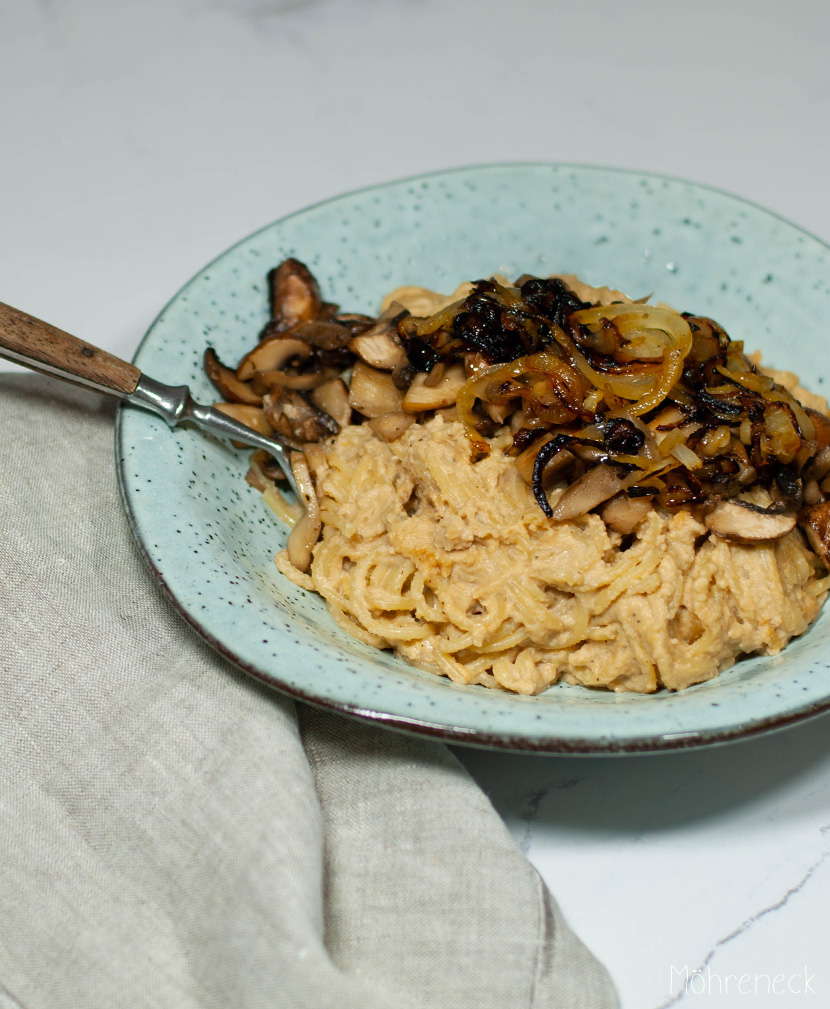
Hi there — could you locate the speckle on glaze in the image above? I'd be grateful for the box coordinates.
[116,164,830,754]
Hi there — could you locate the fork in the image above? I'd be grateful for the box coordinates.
[0,301,299,494]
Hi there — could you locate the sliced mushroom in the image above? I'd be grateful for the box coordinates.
[368,411,416,442]
[806,407,830,451]
[348,304,408,370]
[290,319,354,350]
[334,312,376,336]
[268,259,321,331]
[204,347,262,405]
[809,446,830,482]
[245,465,267,493]
[549,463,626,522]
[285,450,321,573]
[349,329,407,371]
[771,466,804,510]
[301,441,328,480]
[247,449,280,492]
[601,493,653,534]
[481,400,512,425]
[704,499,796,541]
[319,301,340,320]
[402,364,467,413]
[311,377,352,429]
[434,405,458,424]
[248,448,289,485]
[263,388,340,443]
[252,365,340,393]
[514,436,575,486]
[570,441,608,465]
[348,361,406,418]
[422,360,446,387]
[798,501,830,567]
[237,336,312,381]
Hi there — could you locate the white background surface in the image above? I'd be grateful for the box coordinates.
[2,1,829,1005]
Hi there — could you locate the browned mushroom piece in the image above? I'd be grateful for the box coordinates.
[402,364,467,413]
[349,329,408,370]
[263,387,340,443]
[808,446,830,482]
[204,347,262,405]
[601,493,653,535]
[285,320,353,351]
[513,436,575,487]
[704,499,796,541]
[334,312,377,336]
[252,365,340,394]
[348,361,407,417]
[262,455,289,482]
[803,476,822,506]
[285,451,322,573]
[237,336,313,381]
[549,463,627,522]
[245,464,267,493]
[268,258,322,332]
[481,400,512,424]
[348,304,408,370]
[798,501,830,567]
[368,411,416,442]
[806,407,830,452]
[319,301,341,320]
[311,377,352,429]
[246,448,290,485]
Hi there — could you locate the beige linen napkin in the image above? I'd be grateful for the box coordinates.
[0,374,617,1009]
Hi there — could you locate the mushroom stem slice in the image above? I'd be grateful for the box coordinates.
[704,499,796,541]
[253,366,340,393]
[368,411,416,442]
[550,463,627,522]
[237,336,312,381]
[348,361,407,418]
[204,348,262,405]
[268,259,322,331]
[798,501,830,568]
[348,302,408,370]
[311,377,352,429]
[289,320,354,350]
[334,312,376,336]
[806,407,830,452]
[349,329,408,371]
[286,450,322,573]
[601,493,652,535]
[402,364,467,413]
[263,388,340,443]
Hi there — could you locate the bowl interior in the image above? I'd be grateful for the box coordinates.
[117,164,830,752]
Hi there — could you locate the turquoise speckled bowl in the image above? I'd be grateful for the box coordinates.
[116,163,830,753]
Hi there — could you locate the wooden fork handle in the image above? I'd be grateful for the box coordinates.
[0,301,141,398]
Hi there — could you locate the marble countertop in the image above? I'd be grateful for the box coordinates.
[3,1,829,1004]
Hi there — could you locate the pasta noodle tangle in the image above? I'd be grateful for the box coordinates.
[276,416,829,693]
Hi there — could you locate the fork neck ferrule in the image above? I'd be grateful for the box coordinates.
[130,375,193,427]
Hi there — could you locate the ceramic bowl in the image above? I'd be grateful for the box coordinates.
[117,163,830,753]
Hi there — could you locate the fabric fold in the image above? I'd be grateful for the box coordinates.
[0,374,617,1009]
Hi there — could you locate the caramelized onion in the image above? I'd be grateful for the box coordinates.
[214,260,830,531]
